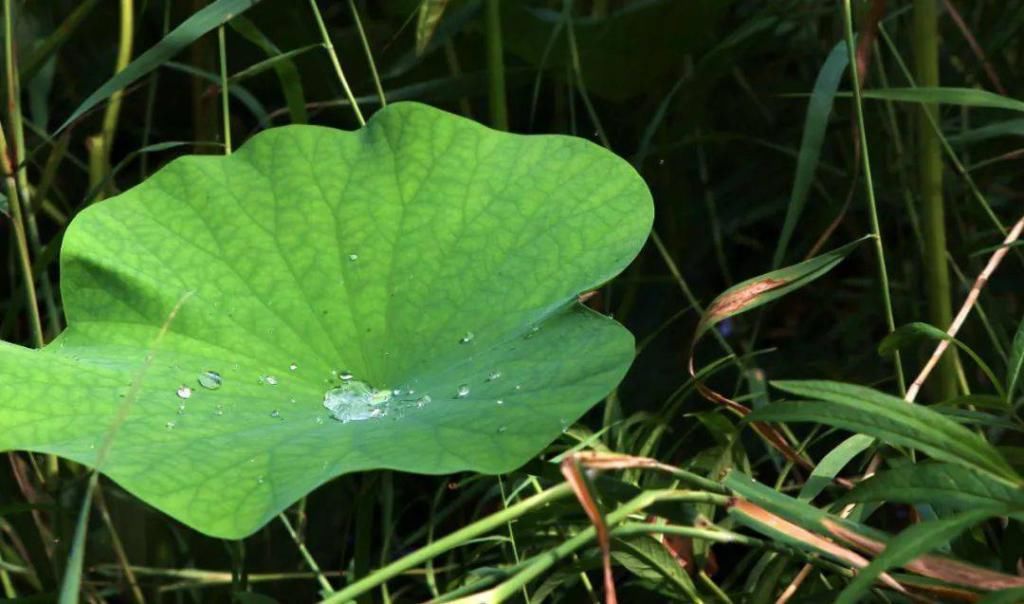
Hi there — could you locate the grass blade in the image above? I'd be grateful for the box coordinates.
[56,0,261,134]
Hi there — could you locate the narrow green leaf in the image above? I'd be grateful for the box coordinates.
[1008,315,1024,405]
[761,381,1020,483]
[230,15,310,124]
[57,474,98,604]
[948,118,1024,145]
[798,434,873,501]
[773,41,848,268]
[879,322,1004,400]
[861,87,1024,113]
[978,587,1024,604]
[695,236,872,341]
[836,507,1007,604]
[837,462,1024,510]
[56,0,261,134]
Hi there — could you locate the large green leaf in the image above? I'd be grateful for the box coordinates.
[837,462,1024,512]
[0,102,653,538]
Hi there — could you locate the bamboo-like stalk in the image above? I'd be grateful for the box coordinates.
[87,0,133,200]
[914,0,956,401]
[484,0,508,130]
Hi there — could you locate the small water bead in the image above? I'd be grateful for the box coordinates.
[176,385,192,399]
[262,375,279,385]
[289,362,298,371]
[165,421,176,430]
[214,405,224,416]
[177,404,187,415]
[406,389,415,395]
[348,253,359,261]
[487,370,502,382]
[497,426,507,434]
[496,399,504,406]
[290,398,297,404]
[257,476,265,485]
[198,371,222,390]
[514,384,522,391]
[339,371,353,381]
[270,409,281,419]
[315,416,325,424]
[459,332,475,344]
[560,418,571,433]
[456,384,470,398]
[392,388,402,396]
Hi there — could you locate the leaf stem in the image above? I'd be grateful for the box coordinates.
[218,25,232,154]
[347,0,385,107]
[308,0,365,126]
[484,0,508,130]
[841,0,906,394]
[278,512,334,595]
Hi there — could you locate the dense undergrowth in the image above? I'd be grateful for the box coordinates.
[3,1,1024,602]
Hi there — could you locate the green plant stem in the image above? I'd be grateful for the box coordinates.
[913,0,956,401]
[87,0,133,200]
[279,513,334,595]
[93,485,145,604]
[1,0,44,351]
[308,0,365,126]
[218,25,232,154]
[487,490,731,601]
[347,0,386,107]
[321,483,575,603]
[841,0,906,395]
[484,0,508,130]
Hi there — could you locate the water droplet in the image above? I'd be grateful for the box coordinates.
[416,395,432,408]
[261,375,278,385]
[289,362,298,371]
[456,384,470,398]
[315,416,325,424]
[214,405,224,416]
[177,404,186,415]
[496,399,504,406]
[198,370,222,390]
[289,398,297,404]
[257,476,265,484]
[514,384,522,391]
[165,421,176,430]
[487,370,502,381]
[658,158,665,166]
[339,371,353,381]
[392,388,401,396]
[176,385,192,399]
[459,331,475,344]
[560,418,570,433]
[497,425,507,433]
[270,409,281,419]
[348,253,359,261]
[323,380,392,423]
[406,389,415,395]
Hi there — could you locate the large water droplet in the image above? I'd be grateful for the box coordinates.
[198,371,222,390]
[176,385,192,399]
[459,331,475,344]
[323,379,392,423]
[456,384,470,398]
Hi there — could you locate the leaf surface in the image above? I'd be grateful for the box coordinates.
[0,102,653,538]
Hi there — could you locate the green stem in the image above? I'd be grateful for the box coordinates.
[1,0,44,350]
[308,0,365,126]
[279,513,334,595]
[320,483,575,603]
[87,0,133,200]
[913,0,956,400]
[841,0,906,395]
[347,0,386,107]
[484,0,508,130]
[218,25,232,154]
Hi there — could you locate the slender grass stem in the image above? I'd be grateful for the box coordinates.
[279,513,334,595]
[484,0,507,130]
[308,0,365,126]
[347,0,386,107]
[320,483,575,603]
[87,0,133,200]
[841,0,906,395]
[218,25,232,154]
